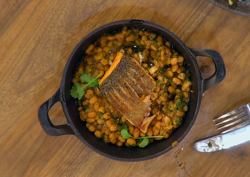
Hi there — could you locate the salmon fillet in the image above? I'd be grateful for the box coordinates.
[100,52,156,131]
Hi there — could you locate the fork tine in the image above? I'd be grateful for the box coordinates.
[217,114,249,130]
[214,110,247,126]
[221,120,250,134]
[213,103,250,134]
[213,106,245,121]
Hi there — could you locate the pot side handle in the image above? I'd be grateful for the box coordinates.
[189,48,226,93]
[38,89,75,136]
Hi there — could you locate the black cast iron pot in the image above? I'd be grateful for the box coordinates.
[38,20,226,162]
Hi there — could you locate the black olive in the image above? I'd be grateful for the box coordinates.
[148,62,155,67]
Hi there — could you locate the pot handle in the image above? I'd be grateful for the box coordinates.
[38,89,75,136]
[189,48,226,92]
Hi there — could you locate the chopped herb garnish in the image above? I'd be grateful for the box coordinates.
[121,126,164,148]
[98,112,104,117]
[208,142,212,147]
[70,73,101,100]
[175,100,187,111]
[176,119,182,126]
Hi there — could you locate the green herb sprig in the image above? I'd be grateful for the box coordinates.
[121,126,164,148]
[70,73,102,100]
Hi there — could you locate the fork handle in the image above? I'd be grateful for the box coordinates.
[189,48,226,92]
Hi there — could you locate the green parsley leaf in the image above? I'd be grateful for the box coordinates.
[208,142,212,147]
[80,73,100,88]
[120,126,164,148]
[70,83,85,100]
[70,73,101,100]
[139,138,149,148]
[121,128,133,139]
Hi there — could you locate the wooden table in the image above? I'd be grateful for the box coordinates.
[1,0,250,176]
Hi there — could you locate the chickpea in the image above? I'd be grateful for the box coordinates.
[164,133,170,138]
[153,129,160,136]
[178,56,184,63]
[99,36,107,45]
[144,31,149,36]
[117,141,123,146]
[178,73,186,80]
[88,125,95,132]
[150,44,157,51]
[149,33,156,39]
[133,128,140,138]
[107,35,115,40]
[133,53,140,62]
[172,64,179,72]
[159,95,167,102]
[157,36,163,45]
[109,133,117,144]
[97,119,104,124]
[166,70,174,78]
[103,112,111,119]
[85,89,94,99]
[86,118,95,123]
[101,59,109,65]
[88,112,97,118]
[140,132,146,137]
[109,52,116,61]
[94,130,102,138]
[166,48,172,56]
[126,138,136,146]
[94,52,104,60]
[168,86,176,94]
[129,126,134,135]
[122,27,127,34]
[156,114,163,121]
[163,116,171,125]
[110,125,117,132]
[164,124,173,130]
[170,58,178,65]
[147,127,153,136]
[93,103,99,112]
[142,35,148,41]
[118,135,126,143]
[94,47,102,53]
[89,96,98,104]
[156,75,163,82]
[105,120,112,127]
[154,121,161,129]
[173,77,182,85]
[98,106,105,113]
[126,35,135,42]
[115,32,124,39]
[182,80,191,91]
[86,44,95,54]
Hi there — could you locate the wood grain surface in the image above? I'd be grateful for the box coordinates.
[1,0,250,176]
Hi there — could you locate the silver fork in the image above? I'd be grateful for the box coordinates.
[213,103,250,134]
